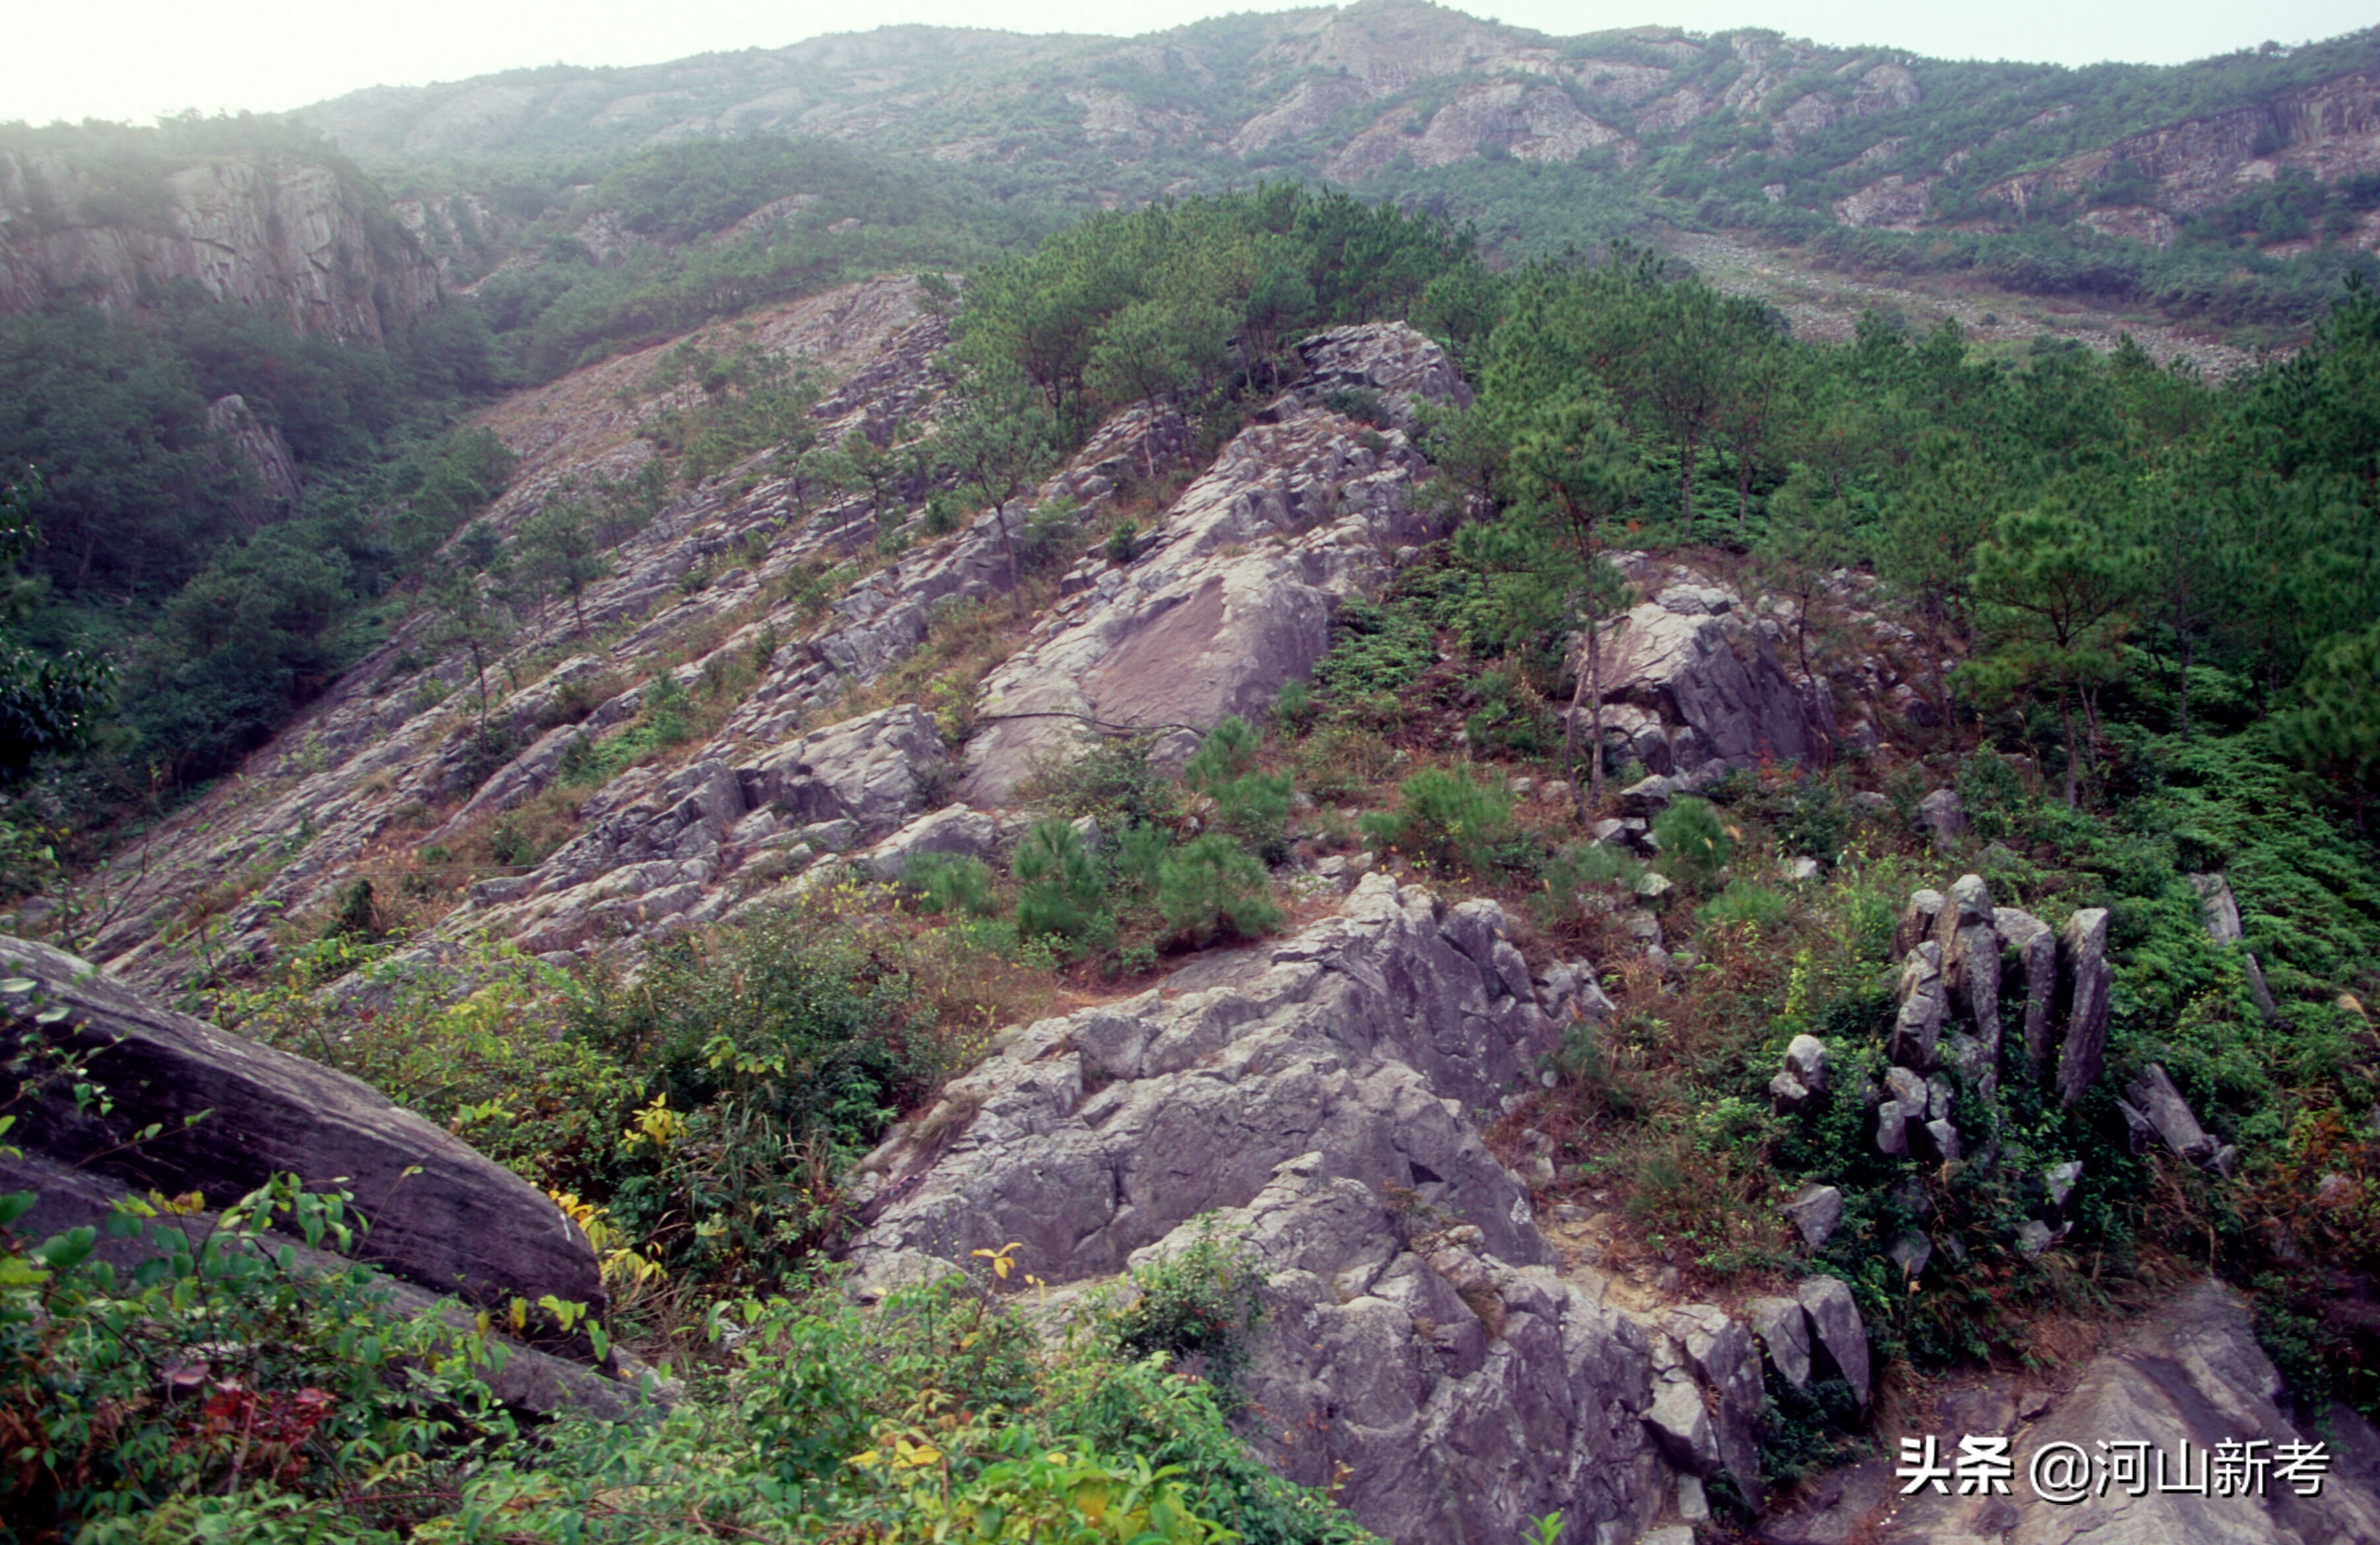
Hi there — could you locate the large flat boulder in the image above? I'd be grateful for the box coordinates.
[0,937,602,1322]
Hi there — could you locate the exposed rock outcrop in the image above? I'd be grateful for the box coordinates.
[848,874,1861,1544]
[1582,565,1831,775]
[0,150,440,340]
[1765,1282,2380,1545]
[0,937,601,1322]
[961,322,1470,803]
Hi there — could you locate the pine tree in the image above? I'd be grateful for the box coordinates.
[1967,503,2146,807]
[1503,395,1642,814]
[2276,621,2380,830]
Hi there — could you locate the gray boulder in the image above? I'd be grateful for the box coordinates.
[1785,1182,1844,1249]
[2125,1063,2218,1166]
[1796,1275,1871,1405]
[2011,1283,2380,1544]
[1749,1294,1813,1389]
[0,938,602,1322]
[1995,906,2057,1072]
[1594,594,1824,770]
[1619,774,1679,816]
[2189,871,2244,943]
[1659,1303,1766,1507]
[1935,875,2002,1052]
[2054,908,2114,1105]
[846,876,1692,1545]
[738,703,947,837]
[862,803,999,881]
[1876,1099,1909,1156]
[1891,941,1948,1069]
[850,874,1558,1284]
[1918,787,1965,844]
[1893,887,1944,957]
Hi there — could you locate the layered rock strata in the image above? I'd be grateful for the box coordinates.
[0,936,602,1322]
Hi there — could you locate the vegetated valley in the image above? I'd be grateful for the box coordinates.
[1,3,2379,1542]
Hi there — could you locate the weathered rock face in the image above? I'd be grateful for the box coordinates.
[850,875,1556,1281]
[1582,562,1831,777]
[848,875,1848,1544]
[461,703,947,957]
[726,403,1195,743]
[1326,80,1632,179]
[1766,1282,2380,1545]
[79,277,956,984]
[0,937,602,1322]
[206,393,304,514]
[0,151,441,340]
[961,323,1471,803]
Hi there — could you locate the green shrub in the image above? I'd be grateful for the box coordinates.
[565,918,926,1279]
[644,669,694,745]
[323,878,379,941]
[1185,716,1294,862]
[0,1185,1295,1544]
[1360,766,1516,873]
[1157,834,1283,945]
[924,491,966,535]
[1462,668,1555,758]
[1105,518,1139,565]
[1020,733,1183,832]
[1013,818,1105,943]
[1777,777,1850,867]
[0,1178,514,1539]
[904,852,1002,918]
[1105,1227,1265,1398]
[1959,746,2030,843]
[1273,678,1315,732]
[1111,820,1172,895]
[1696,879,1792,933]
[1651,796,1733,887]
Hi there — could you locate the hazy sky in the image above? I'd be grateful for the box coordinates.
[11,1,2375,127]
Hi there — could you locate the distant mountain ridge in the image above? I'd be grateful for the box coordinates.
[294,1,2380,274]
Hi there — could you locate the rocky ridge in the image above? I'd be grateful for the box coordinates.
[294,3,2380,269]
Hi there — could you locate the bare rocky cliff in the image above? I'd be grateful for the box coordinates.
[0,148,441,340]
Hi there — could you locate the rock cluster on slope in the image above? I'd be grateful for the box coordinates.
[848,874,1869,1545]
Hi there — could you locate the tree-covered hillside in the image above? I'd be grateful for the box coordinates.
[3,177,2379,1540]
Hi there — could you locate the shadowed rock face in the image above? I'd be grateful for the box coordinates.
[1595,586,1825,770]
[0,937,602,1324]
